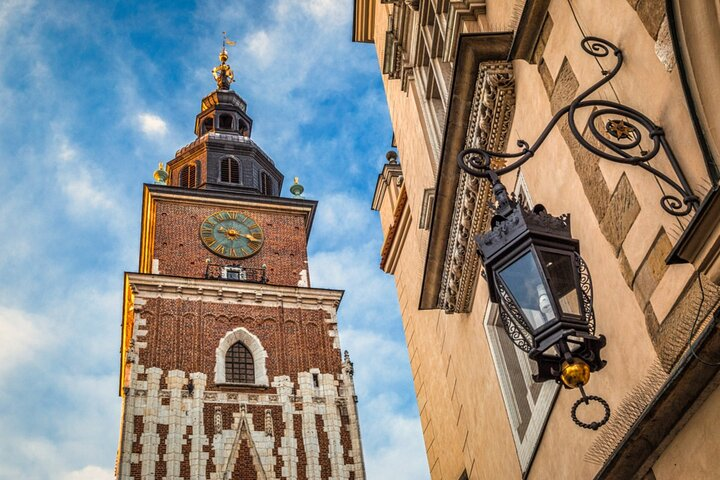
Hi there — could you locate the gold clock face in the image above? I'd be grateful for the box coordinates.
[200,211,264,259]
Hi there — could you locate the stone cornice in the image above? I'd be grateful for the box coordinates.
[126,272,344,313]
[371,162,403,211]
[439,62,516,313]
[419,32,515,312]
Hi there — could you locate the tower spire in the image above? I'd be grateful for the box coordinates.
[212,32,236,90]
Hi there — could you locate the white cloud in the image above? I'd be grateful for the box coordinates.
[62,466,114,480]
[137,112,168,136]
[53,135,129,231]
[314,192,375,245]
[0,307,47,379]
[246,30,275,68]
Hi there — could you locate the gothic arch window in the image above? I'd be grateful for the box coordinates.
[225,341,255,384]
[202,117,214,135]
[219,113,233,130]
[260,172,273,195]
[179,164,196,188]
[214,327,269,386]
[220,157,241,184]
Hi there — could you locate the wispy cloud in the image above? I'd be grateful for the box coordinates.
[0,307,48,379]
[137,112,168,136]
[62,466,114,480]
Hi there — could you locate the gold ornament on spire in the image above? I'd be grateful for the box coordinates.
[212,32,236,90]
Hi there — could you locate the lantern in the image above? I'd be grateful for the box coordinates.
[476,178,606,389]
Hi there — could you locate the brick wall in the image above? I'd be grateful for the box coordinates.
[138,297,341,387]
[153,200,310,287]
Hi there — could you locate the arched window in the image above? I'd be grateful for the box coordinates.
[225,341,255,384]
[214,327,269,386]
[202,117,214,135]
[219,114,233,130]
[239,121,250,137]
[179,164,196,188]
[220,157,240,183]
[260,172,273,195]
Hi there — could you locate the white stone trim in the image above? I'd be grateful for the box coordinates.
[482,301,558,474]
[127,273,342,316]
[214,327,269,387]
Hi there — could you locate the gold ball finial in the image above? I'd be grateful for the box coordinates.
[153,162,168,185]
[212,33,236,90]
[560,359,591,389]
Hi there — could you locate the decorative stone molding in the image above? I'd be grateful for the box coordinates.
[380,187,409,273]
[438,61,516,313]
[214,327,269,386]
[444,1,489,62]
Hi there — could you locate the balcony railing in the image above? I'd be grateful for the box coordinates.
[205,264,268,284]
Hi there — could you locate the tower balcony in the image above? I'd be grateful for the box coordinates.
[204,263,268,284]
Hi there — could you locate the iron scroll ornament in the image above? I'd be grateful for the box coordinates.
[458,37,700,217]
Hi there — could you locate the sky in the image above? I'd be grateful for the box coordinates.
[0,1,429,479]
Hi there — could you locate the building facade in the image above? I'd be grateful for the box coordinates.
[355,1,720,479]
[115,49,365,480]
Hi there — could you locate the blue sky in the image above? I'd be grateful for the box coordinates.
[0,1,428,478]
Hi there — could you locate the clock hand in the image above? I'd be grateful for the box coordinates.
[242,233,262,242]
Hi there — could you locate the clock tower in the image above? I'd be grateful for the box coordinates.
[116,47,366,480]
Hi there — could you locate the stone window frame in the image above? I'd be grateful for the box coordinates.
[214,327,269,386]
[481,173,557,474]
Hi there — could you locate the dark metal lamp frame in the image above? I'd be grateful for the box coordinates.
[458,36,700,217]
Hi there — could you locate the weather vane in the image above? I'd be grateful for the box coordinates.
[212,32,236,90]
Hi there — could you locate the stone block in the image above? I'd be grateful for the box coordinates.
[618,249,636,288]
[538,59,554,99]
[633,229,672,308]
[636,0,666,39]
[599,174,641,255]
[550,57,579,114]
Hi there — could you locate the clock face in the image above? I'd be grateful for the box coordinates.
[200,211,264,259]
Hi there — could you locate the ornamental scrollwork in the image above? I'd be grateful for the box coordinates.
[576,253,596,335]
[457,37,700,217]
[497,281,533,352]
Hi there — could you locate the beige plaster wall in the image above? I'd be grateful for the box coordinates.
[653,379,720,479]
[368,0,719,478]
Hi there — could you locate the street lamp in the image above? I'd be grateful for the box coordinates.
[454,36,703,429]
[476,172,606,388]
[469,169,610,429]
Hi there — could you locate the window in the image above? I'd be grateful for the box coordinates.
[220,157,240,183]
[260,172,273,195]
[202,117,214,134]
[219,114,233,130]
[214,327,269,386]
[225,341,255,384]
[179,164,196,188]
[222,266,246,281]
[482,175,556,474]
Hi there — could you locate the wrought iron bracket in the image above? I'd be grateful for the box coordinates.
[458,36,700,217]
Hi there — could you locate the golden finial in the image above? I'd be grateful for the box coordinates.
[290,176,304,198]
[212,32,236,90]
[153,162,169,185]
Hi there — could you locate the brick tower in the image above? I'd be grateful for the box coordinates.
[116,46,366,480]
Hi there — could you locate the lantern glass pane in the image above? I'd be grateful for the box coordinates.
[498,251,556,330]
[537,250,580,316]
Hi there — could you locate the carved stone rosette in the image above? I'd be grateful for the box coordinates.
[439,61,516,313]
